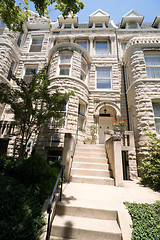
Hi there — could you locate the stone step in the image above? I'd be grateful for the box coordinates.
[73,156,107,163]
[76,144,105,149]
[75,148,106,154]
[56,203,118,221]
[71,168,111,177]
[72,162,109,170]
[51,215,122,240]
[70,175,114,185]
[74,152,106,158]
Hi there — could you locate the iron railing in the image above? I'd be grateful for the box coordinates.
[71,128,78,158]
[46,164,65,240]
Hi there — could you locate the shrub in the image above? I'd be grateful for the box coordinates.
[124,201,160,240]
[139,128,160,191]
[17,153,61,203]
[0,175,45,240]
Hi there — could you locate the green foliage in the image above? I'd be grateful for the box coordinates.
[0,67,71,158]
[89,125,98,140]
[0,175,45,240]
[139,128,160,191]
[17,153,61,203]
[124,201,160,240]
[0,0,84,33]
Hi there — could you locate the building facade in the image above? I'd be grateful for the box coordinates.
[0,9,160,179]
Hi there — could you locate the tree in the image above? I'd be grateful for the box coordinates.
[0,67,71,159]
[0,0,84,33]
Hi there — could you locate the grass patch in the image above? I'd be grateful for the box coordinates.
[124,201,160,240]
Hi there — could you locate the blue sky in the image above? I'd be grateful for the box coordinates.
[27,0,160,23]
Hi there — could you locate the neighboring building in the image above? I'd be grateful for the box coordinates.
[0,9,160,179]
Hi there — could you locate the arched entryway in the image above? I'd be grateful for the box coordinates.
[94,103,121,144]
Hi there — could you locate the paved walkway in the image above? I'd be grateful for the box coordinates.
[61,180,160,240]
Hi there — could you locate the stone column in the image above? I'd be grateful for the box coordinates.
[89,36,94,56]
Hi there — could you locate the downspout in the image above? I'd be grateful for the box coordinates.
[114,28,130,130]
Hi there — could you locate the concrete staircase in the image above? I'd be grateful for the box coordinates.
[70,144,114,185]
[49,144,122,240]
[50,203,122,240]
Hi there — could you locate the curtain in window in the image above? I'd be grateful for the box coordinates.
[97,68,111,89]
[145,56,160,78]
[95,41,108,55]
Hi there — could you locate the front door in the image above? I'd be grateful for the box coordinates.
[98,117,114,144]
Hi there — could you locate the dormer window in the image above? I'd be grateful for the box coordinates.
[63,23,73,29]
[125,22,140,29]
[94,22,104,28]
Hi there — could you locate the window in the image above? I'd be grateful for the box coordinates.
[78,101,86,130]
[96,68,111,89]
[122,42,127,51]
[23,66,38,83]
[95,41,109,55]
[7,60,17,81]
[76,41,88,50]
[152,102,160,135]
[125,22,140,29]
[95,23,103,28]
[17,34,25,48]
[59,51,72,75]
[63,23,72,29]
[80,57,88,81]
[145,55,160,78]
[29,36,43,52]
[0,20,5,35]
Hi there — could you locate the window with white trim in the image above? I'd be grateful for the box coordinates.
[23,65,38,83]
[96,68,111,89]
[76,40,88,50]
[17,34,25,48]
[80,57,88,81]
[95,41,109,55]
[78,100,86,130]
[29,36,43,52]
[59,51,72,75]
[63,23,73,29]
[145,55,160,78]
[152,102,160,135]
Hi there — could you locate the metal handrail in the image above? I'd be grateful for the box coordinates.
[46,164,65,240]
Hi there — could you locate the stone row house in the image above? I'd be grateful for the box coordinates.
[0,9,160,181]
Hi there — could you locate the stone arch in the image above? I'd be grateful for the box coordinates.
[94,102,121,118]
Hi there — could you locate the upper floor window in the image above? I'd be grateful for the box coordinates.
[125,22,140,29]
[0,20,6,35]
[59,51,72,75]
[122,42,127,51]
[95,41,109,55]
[76,40,88,51]
[93,22,105,28]
[96,68,111,89]
[78,100,87,131]
[145,55,160,78]
[29,36,43,52]
[152,102,160,135]
[17,34,25,48]
[80,57,88,81]
[7,60,17,81]
[23,65,38,83]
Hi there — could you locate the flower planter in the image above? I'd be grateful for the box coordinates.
[113,125,126,133]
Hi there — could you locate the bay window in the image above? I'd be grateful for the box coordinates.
[59,51,72,75]
[145,55,160,78]
[96,68,111,89]
[80,57,88,81]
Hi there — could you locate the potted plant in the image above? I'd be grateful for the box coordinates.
[89,125,98,142]
[111,119,127,133]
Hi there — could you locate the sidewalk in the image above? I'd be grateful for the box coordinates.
[61,180,160,240]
